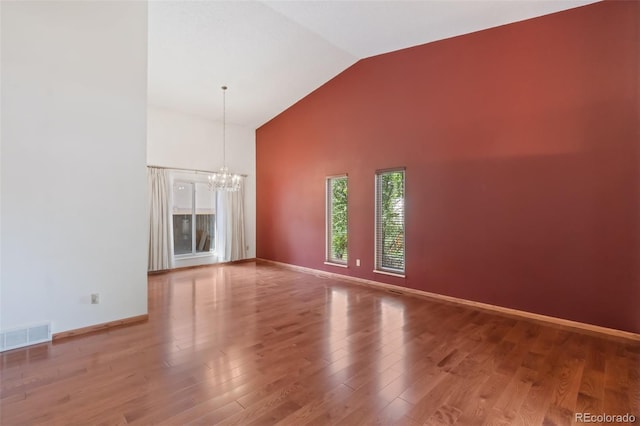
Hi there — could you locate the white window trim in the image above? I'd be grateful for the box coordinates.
[326,174,348,266]
[373,269,405,278]
[170,172,217,260]
[374,167,406,276]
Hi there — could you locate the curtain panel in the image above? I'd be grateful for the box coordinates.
[216,177,247,262]
[148,167,172,271]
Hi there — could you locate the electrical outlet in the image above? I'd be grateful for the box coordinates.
[356,259,361,267]
[91,293,100,304]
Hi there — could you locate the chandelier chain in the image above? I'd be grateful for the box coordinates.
[222,85,226,168]
[208,85,241,192]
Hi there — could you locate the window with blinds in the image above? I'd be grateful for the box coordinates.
[375,168,405,274]
[326,175,348,265]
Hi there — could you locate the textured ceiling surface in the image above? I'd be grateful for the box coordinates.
[148,0,598,128]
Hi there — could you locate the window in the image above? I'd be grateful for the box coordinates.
[326,175,348,265]
[375,169,405,275]
[172,181,216,256]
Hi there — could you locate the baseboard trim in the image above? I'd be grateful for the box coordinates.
[148,258,257,275]
[52,314,149,341]
[258,258,640,342]
[228,258,258,265]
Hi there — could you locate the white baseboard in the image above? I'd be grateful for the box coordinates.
[257,258,640,342]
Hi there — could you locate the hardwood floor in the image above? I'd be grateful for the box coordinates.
[1,261,638,425]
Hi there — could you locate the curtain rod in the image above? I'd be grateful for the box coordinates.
[147,164,248,177]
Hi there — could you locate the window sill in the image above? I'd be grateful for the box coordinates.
[175,252,216,259]
[324,261,348,268]
[373,269,405,278]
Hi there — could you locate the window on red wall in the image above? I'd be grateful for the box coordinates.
[375,168,405,276]
[326,175,348,265]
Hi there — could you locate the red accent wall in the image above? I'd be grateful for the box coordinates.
[256,1,640,334]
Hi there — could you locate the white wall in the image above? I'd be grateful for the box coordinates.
[0,2,3,331]
[147,106,256,260]
[1,2,148,333]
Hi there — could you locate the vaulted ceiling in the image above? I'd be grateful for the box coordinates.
[147,0,598,129]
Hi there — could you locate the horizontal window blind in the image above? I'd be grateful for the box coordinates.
[375,169,405,273]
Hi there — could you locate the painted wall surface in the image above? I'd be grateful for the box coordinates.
[1,1,148,333]
[257,1,640,333]
[147,106,256,260]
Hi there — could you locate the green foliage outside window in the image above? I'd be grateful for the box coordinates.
[330,177,348,261]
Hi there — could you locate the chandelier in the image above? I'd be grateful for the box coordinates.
[209,86,242,191]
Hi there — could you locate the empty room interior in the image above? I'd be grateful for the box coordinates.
[1,0,639,425]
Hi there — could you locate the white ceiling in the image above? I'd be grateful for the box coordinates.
[148,0,599,129]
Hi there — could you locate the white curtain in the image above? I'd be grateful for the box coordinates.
[216,178,247,262]
[148,167,172,271]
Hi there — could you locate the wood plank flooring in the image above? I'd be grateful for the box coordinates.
[1,261,638,425]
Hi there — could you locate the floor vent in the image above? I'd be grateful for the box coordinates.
[0,323,52,352]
